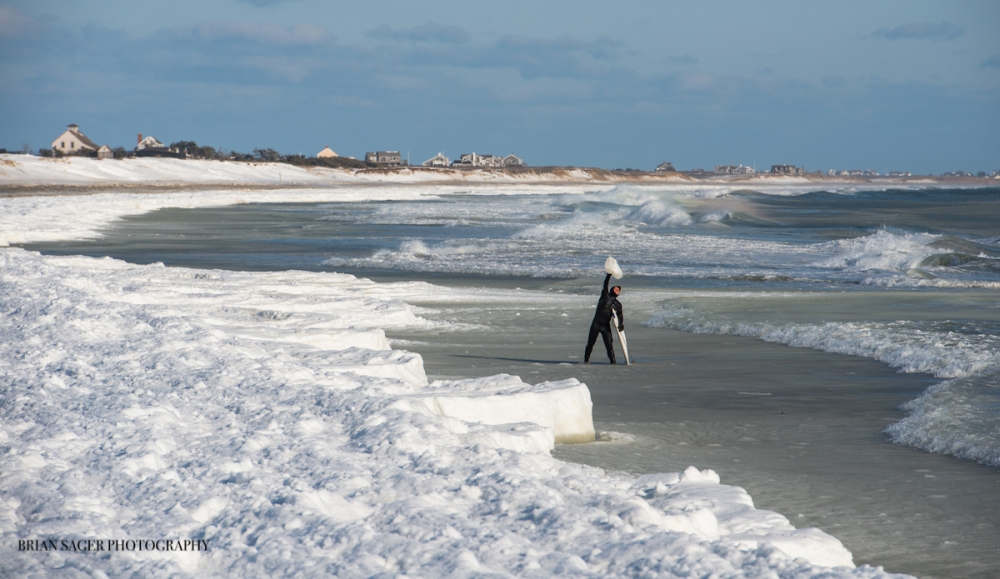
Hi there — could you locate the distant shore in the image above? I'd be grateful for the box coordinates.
[1,154,995,196]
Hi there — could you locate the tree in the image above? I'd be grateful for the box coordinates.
[253,148,281,162]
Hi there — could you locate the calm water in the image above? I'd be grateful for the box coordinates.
[23,184,1000,577]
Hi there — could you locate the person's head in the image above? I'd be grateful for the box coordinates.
[611,285,621,297]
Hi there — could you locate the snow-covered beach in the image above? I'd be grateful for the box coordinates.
[0,157,927,577]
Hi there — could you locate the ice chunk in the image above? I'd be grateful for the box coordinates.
[403,376,595,445]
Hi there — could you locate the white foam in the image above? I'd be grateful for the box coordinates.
[0,247,886,577]
[628,199,694,227]
[886,372,1000,467]
[817,229,1000,288]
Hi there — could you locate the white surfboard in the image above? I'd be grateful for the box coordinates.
[611,311,631,365]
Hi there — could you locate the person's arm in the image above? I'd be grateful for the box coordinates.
[615,301,624,330]
[602,273,612,298]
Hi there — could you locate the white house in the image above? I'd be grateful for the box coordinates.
[422,153,449,167]
[317,147,338,158]
[771,164,804,175]
[452,152,523,168]
[97,145,113,159]
[136,134,164,151]
[51,124,99,154]
[503,154,524,167]
[715,164,755,175]
[655,161,676,172]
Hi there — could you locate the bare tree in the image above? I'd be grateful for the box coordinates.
[20,143,31,154]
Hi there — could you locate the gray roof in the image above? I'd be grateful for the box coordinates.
[67,126,99,150]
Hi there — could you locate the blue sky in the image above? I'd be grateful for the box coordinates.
[1,1,997,173]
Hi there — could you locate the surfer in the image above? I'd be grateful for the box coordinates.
[584,272,623,364]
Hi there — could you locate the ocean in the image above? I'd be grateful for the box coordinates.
[12,182,1000,577]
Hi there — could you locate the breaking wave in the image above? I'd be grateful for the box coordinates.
[645,306,1000,466]
[818,229,1000,288]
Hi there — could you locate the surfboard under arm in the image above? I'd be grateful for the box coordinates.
[611,311,631,365]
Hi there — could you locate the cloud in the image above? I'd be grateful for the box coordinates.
[823,75,848,88]
[667,54,698,65]
[470,35,627,79]
[982,55,1000,69]
[872,21,965,41]
[193,21,331,46]
[367,22,470,44]
[236,0,300,6]
[0,6,43,39]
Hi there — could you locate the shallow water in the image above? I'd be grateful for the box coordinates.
[20,184,1000,577]
[383,288,1000,579]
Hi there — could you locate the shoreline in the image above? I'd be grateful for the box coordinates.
[2,154,995,196]
[389,281,1000,579]
[3,183,996,576]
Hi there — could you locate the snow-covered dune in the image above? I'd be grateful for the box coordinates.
[0,154,619,187]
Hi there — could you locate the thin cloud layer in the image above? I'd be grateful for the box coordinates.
[667,54,699,65]
[182,21,332,46]
[0,6,43,39]
[872,21,965,41]
[237,0,300,6]
[367,22,470,44]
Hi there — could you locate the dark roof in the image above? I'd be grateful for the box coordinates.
[69,127,99,150]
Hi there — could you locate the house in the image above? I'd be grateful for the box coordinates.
[463,153,503,167]
[770,164,803,175]
[422,153,449,167]
[134,134,184,158]
[51,124,99,154]
[317,147,338,158]
[365,151,402,166]
[136,134,164,151]
[97,145,113,160]
[655,161,676,172]
[451,152,522,168]
[714,164,755,175]
[888,171,911,177]
[503,154,524,167]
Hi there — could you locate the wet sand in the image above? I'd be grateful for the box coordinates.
[391,286,1000,579]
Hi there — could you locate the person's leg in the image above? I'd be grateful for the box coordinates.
[601,327,616,364]
[584,323,601,362]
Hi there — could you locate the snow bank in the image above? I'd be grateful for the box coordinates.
[5,154,957,191]
[0,155,655,188]
[0,248,905,577]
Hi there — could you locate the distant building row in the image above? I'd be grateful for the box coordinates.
[316,148,526,169]
[51,124,185,159]
[433,152,524,168]
[714,164,755,175]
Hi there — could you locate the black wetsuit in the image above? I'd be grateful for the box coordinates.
[585,273,623,364]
